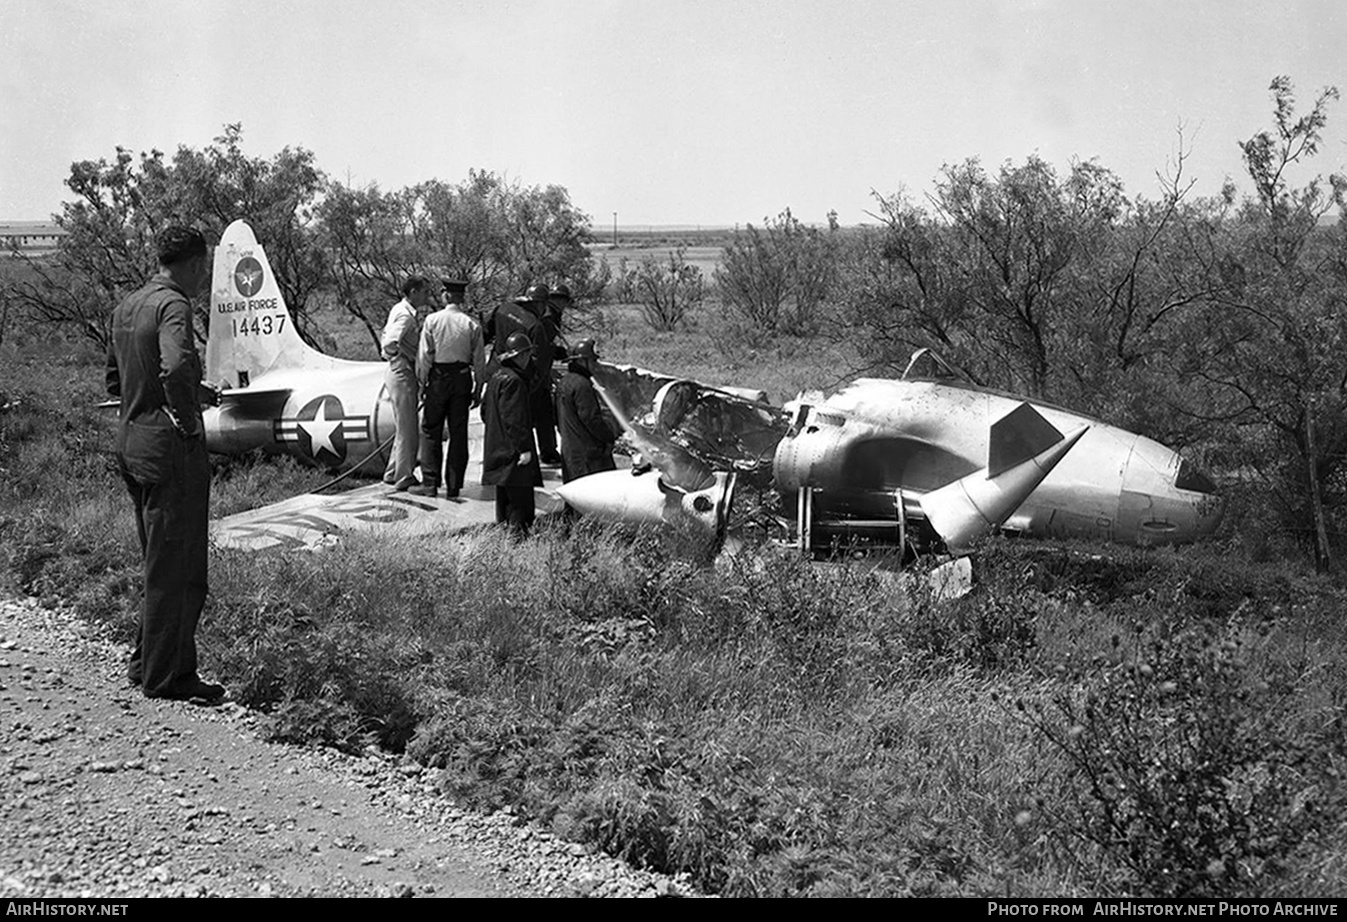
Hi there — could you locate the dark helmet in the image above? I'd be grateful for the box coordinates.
[570,338,599,361]
[549,283,572,301]
[524,283,550,302]
[497,332,534,362]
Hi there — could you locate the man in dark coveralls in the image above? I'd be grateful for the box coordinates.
[105,226,224,703]
[554,338,618,484]
[480,332,543,536]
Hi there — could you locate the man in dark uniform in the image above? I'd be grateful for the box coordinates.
[412,279,484,498]
[105,226,224,703]
[554,338,618,484]
[481,332,543,536]
[486,284,561,466]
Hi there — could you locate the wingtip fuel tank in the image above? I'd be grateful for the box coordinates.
[554,468,735,537]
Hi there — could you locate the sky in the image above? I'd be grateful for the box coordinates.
[3,0,1346,228]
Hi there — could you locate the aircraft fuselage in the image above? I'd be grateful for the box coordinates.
[204,361,396,474]
[773,378,1224,546]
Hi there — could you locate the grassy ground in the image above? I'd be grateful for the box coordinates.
[3,307,1345,897]
[591,303,855,402]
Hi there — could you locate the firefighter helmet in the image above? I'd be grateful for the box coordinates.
[497,332,534,362]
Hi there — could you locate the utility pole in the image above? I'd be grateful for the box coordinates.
[612,212,618,247]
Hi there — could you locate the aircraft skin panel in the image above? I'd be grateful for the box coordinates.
[212,475,566,552]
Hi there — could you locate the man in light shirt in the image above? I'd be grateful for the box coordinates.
[381,275,431,490]
[411,278,486,498]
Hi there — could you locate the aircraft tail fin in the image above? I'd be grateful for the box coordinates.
[988,402,1063,477]
[923,422,1088,552]
[205,220,318,389]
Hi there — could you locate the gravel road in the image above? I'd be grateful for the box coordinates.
[0,596,692,898]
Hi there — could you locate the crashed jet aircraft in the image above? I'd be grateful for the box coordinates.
[557,350,1226,556]
[193,219,1222,556]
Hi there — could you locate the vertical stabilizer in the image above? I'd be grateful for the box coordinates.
[922,410,1088,553]
[205,220,316,388]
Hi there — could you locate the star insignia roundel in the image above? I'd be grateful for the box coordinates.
[273,395,371,467]
[233,256,264,297]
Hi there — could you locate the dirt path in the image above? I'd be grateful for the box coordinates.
[0,596,688,898]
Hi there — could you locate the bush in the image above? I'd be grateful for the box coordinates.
[1020,623,1344,896]
[202,550,425,751]
[622,247,704,332]
[713,208,836,338]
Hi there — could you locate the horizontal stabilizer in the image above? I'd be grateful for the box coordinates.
[217,387,293,414]
[988,402,1063,478]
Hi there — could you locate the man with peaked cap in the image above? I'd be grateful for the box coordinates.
[412,279,485,498]
[480,331,543,536]
[554,338,618,485]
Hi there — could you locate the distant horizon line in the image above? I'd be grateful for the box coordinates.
[5,214,1337,233]
[0,219,797,231]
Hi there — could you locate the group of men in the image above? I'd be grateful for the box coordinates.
[107,227,619,705]
[378,274,619,534]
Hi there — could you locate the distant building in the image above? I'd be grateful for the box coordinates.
[0,221,66,250]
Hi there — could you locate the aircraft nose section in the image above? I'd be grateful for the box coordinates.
[1119,442,1225,544]
[1188,481,1227,539]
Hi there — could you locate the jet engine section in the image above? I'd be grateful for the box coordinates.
[774,400,1091,556]
[202,390,291,455]
[773,403,935,553]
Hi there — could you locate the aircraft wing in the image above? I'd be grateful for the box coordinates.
[211,411,563,551]
[212,476,565,552]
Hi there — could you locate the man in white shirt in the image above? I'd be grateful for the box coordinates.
[381,276,431,490]
[411,279,486,498]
